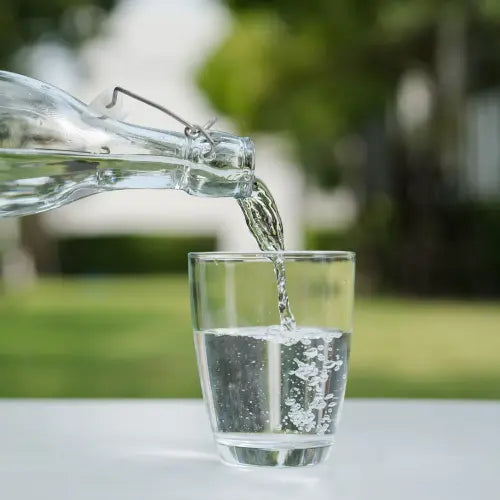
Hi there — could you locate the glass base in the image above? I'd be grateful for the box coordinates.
[216,442,332,467]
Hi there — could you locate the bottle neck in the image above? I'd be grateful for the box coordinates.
[94,117,254,172]
[85,117,255,198]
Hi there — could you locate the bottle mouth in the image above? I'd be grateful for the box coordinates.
[242,137,255,171]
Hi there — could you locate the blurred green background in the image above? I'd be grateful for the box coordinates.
[2,277,499,399]
[1,0,499,399]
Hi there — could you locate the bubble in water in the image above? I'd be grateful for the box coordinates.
[310,395,327,410]
[291,358,319,380]
[288,404,316,432]
[304,347,318,359]
[324,360,337,370]
[317,423,330,434]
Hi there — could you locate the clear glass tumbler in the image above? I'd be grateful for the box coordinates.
[189,251,355,467]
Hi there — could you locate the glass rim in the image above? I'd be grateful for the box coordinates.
[189,250,355,262]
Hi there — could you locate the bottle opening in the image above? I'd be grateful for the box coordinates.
[242,137,255,171]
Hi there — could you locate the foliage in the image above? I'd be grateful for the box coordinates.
[307,201,500,296]
[0,0,117,69]
[57,235,216,275]
[198,0,500,187]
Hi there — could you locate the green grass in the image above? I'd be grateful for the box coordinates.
[0,276,499,399]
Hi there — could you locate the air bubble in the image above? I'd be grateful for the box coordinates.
[291,358,319,380]
[310,396,327,410]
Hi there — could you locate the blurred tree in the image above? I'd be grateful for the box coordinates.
[0,0,117,67]
[199,0,500,295]
[0,0,118,274]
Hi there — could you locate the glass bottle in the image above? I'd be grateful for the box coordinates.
[0,71,255,217]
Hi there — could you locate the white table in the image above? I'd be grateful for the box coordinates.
[1,400,498,500]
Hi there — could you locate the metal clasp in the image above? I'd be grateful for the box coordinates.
[106,87,217,153]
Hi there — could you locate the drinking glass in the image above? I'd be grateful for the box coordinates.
[189,251,355,467]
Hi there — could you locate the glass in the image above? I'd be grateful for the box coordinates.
[0,71,254,216]
[189,251,355,467]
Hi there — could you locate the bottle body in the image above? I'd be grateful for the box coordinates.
[0,71,254,216]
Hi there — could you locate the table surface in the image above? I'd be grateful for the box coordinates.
[1,399,499,500]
